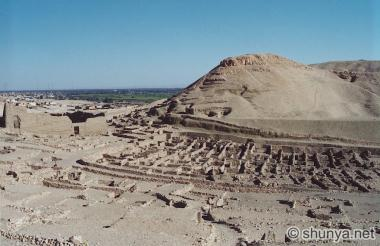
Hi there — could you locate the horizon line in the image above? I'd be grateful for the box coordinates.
[0,87,183,93]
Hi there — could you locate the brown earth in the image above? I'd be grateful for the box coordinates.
[310,60,380,96]
[151,54,380,143]
[164,54,380,120]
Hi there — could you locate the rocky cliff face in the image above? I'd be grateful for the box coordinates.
[219,54,302,67]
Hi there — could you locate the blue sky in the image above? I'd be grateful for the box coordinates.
[0,0,378,90]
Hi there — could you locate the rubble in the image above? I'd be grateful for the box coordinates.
[0,96,379,245]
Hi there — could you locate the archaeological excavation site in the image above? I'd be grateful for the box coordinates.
[0,53,379,245]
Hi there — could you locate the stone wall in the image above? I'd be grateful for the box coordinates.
[4,104,107,136]
[0,103,5,127]
[74,117,108,136]
[236,119,380,144]
[164,113,380,144]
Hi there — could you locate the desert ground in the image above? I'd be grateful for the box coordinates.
[1,54,380,245]
[1,106,379,245]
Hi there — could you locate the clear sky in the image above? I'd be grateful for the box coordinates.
[0,0,378,90]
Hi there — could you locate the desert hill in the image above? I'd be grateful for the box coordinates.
[310,60,380,96]
[164,54,380,120]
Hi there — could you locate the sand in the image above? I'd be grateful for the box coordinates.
[1,54,379,245]
[1,102,380,245]
[163,54,380,120]
[311,60,380,96]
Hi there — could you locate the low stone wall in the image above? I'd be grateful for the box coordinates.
[163,113,380,144]
[236,119,380,144]
[180,131,380,155]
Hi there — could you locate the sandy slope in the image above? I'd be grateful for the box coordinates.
[168,54,380,120]
[311,60,380,96]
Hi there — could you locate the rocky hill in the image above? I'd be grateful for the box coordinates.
[163,54,380,120]
[310,60,380,96]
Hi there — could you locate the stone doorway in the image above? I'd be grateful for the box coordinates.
[74,126,79,135]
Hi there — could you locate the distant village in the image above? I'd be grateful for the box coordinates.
[0,91,114,111]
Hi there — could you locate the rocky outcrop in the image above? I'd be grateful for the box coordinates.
[219,53,304,68]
